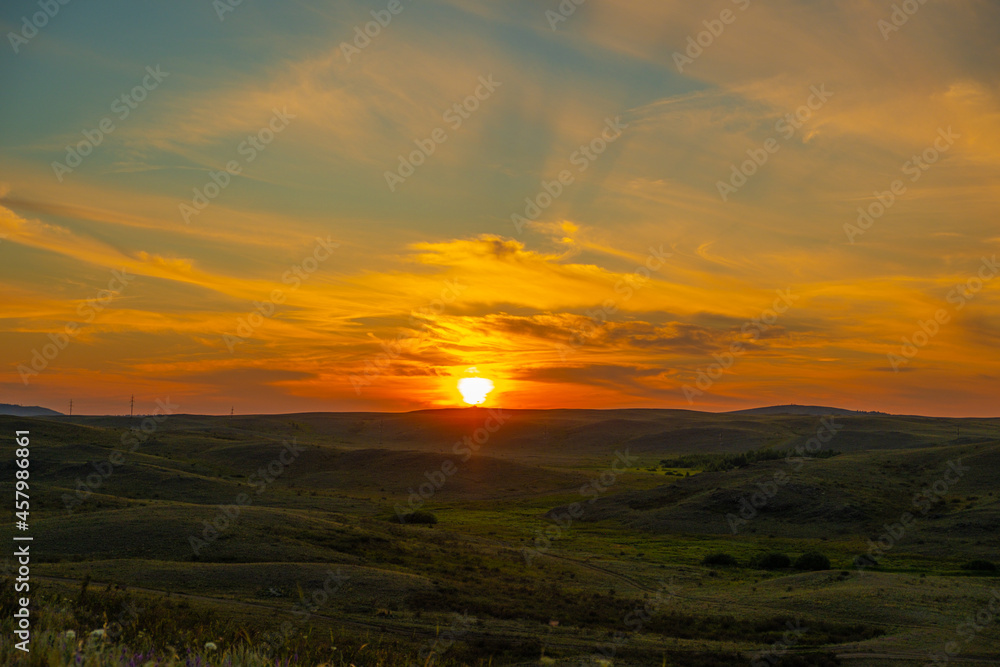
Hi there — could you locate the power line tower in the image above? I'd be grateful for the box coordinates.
[130,394,134,419]
[69,399,73,416]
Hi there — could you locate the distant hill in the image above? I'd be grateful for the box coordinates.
[547,438,1000,551]
[727,404,863,416]
[24,407,997,464]
[0,403,63,417]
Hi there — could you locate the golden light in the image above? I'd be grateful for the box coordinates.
[457,376,494,405]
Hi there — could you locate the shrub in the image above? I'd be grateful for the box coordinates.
[793,552,831,571]
[770,653,841,667]
[853,554,878,569]
[660,447,841,473]
[753,553,792,570]
[961,560,997,572]
[702,552,738,567]
[392,510,437,525]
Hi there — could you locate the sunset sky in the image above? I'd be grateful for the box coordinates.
[1,0,998,416]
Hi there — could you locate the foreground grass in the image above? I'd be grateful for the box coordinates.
[0,576,467,667]
[7,414,1000,664]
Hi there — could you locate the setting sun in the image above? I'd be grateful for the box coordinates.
[457,376,495,405]
[2,4,998,664]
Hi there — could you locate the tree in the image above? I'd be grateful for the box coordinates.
[702,552,738,567]
[793,552,831,571]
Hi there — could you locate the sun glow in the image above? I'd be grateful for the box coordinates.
[457,376,494,405]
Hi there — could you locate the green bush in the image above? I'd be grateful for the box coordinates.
[853,554,879,570]
[702,552,738,567]
[961,560,996,572]
[793,552,831,571]
[661,447,840,473]
[753,553,792,570]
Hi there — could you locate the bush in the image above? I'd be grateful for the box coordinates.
[961,560,997,572]
[853,554,878,569]
[661,447,841,473]
[770,653,842,667]
[793,552,831,571]
[753,553,792,570]
[391,510,438,525]
[702,552,738,567]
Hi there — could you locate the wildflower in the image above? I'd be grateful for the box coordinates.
[204,642,218,651]
[90,629,106,639]
[63,630,77,640]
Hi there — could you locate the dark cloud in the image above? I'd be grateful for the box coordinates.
[511,365,676,399]
[465,312,780,356]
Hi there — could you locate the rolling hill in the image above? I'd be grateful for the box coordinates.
[2,409,998,665]
[0,402,62,416]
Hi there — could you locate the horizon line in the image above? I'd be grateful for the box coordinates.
[6,404,999,420]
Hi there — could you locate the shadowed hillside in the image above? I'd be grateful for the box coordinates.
[3,410,999,666]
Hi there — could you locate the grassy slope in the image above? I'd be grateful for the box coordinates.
[2,411,999,665]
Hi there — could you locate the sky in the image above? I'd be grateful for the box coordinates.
[1,0,998,416]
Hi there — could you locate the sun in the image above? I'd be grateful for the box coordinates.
[457,375,494,405]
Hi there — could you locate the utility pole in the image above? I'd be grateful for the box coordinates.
[130,394,134,419]
[230,406,234,420]
[69,399,73,416]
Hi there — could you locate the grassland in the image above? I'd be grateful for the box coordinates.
[2,409,999,665]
